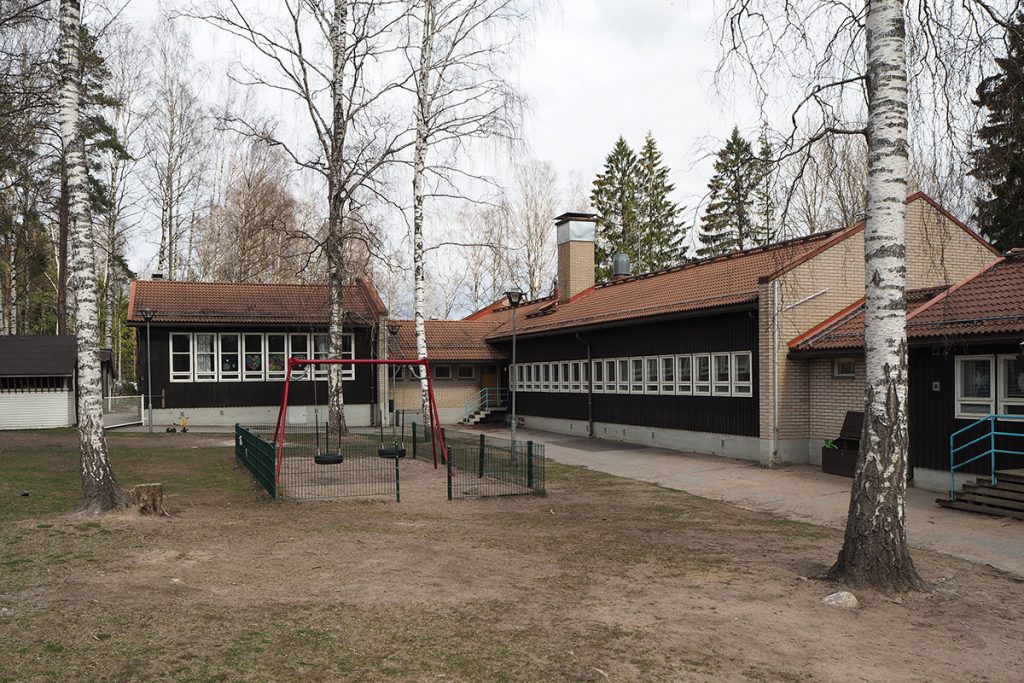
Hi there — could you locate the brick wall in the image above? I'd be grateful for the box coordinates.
[758,196,996,461]
[557,241,595,302]
[807,357,865,443]
[390,375,484,411]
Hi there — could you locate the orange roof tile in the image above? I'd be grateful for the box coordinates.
[388,319,506,362]
[126,277,387,326]
[790,254,1024,352]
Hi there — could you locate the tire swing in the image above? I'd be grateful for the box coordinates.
[311,374,343,466]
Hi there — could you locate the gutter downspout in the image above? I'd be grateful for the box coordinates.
[771,279,780,468]
[576,333,594,437]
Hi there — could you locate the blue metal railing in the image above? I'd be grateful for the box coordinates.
[949,414,1024,501]
[463,387,508,422]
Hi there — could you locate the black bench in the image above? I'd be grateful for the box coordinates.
[821,411,863,477]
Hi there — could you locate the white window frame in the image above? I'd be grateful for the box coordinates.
[218,333,241,382]
[712,353,731,396]
[731,351,753,397]
[592,359,604,393]
[998,354,1024,416]
[645,357,660,394]
[560,361,571,392]
[694,354,711,396]
[266,333,288,381]
[630,357,644,394]
[514,364,523,391]
[243,333,265,382]
[833,358,856,379]
[193,333,217,382]
[659,355,675,395]
[542,363,551,392]
[617,358,630,393]
[676,354,692,396]
[955,355,995,419]
[170,333,193,382]
[571,361,582,393]
[288,333,311,381]
[604,359,617,394]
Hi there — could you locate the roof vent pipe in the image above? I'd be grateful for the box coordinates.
[612,253,632,280]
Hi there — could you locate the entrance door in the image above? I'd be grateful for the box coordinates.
[481,365,498,391]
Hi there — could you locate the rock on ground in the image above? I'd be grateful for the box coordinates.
[823,591,859,609]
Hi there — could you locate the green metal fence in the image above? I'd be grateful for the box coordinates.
[235,424,276,498]
[445,431,545,499]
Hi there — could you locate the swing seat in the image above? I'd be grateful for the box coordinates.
[377,447,406,459]
[314,452,344,465]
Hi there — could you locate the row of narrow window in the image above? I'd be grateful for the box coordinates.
[513,352,754,397]
[167,332,355,383]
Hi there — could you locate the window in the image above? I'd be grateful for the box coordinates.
[550,362,559,392]
[560,362,571,392]
[956,355,994,418]
[712,353,731,396]
[542,363,551,391]
[1000,355,1024,415]
[617,358,630,393]
[571,361,582,392]
[525,364,534,391]
[676,355,692,395]
[732,352,753,397]
[514,365,523,390]
[631,358,644,393]
[433,365,452,379]
[288,334,310,380]
[833,358,856,379]
[267,334,287,380]
[645,357,660,394]
[660,356,675,394]
[243,334,264,381]
[218,334,241,381]
[194,333,216,382]
[312,334,330,380]
[458,365,476,380]
[592,360,604,393]
[605,360,617,393]
[170,333,192,382]
[694,354,711,395]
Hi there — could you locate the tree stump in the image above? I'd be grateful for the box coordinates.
[131,483,167,516]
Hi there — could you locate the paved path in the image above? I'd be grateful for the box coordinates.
[509,427,1024,577]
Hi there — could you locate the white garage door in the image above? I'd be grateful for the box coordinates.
[0,391,75,429]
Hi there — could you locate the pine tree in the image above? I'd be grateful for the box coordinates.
[698,127,758,258]
[636,132,686,272]
[753,129,776,246]
[970,12,1024,251]
[591,136,640,280]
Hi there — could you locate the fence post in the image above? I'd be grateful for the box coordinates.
[447,446,453,501]
[395,455,401,503]
[527,441,534,489]
[479,433,485,478]
[412,422,417,459]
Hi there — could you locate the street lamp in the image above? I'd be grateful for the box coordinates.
[141,308,155,433]
[387,321,400,426]
[505,288,523,448]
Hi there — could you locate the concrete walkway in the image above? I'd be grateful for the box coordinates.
[510,427,1024,577]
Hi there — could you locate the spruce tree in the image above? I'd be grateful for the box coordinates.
[753,129,776,247]
[698,127,758,258]
[591,136,640,280]
[970,13,1024,251]
[636,132,686,272]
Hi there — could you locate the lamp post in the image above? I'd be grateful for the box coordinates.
[387,321,400,426]
[141,308,155,433]
[504,288,523,448]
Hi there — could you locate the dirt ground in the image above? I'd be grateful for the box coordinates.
[2,431,1024,682]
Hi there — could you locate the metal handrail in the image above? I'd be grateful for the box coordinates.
[462,387,508,421]
[949,414,1024,501]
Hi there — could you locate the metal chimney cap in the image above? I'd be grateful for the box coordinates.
[554,212,597,224]
[612,253,632,279]
[151,272,165,280]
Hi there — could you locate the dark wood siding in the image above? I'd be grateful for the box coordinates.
[909,342,1024,474]
[137,325,377,410]
[498,310,759,437]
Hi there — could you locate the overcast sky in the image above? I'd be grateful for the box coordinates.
[122,0,764,273]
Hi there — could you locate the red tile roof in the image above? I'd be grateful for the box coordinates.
[479,230,846,339]
[126,277,387,326]
[790,253,1024,352]
[388,319,506,362]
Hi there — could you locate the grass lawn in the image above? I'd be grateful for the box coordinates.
[2,429,1023,682]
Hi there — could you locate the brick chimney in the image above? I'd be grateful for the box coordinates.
[555,212,597,303]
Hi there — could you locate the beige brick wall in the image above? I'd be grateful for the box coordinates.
[558,241,595,302]
[758,196,996,461]
[391,377,483,411]
[807,357,865,443]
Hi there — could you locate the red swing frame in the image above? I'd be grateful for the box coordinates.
[272,357,449,486]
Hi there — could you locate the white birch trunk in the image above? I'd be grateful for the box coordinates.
[60,0,129,513]
[413,0,435,430]
[829,0,924,592]
[327,0,350,436]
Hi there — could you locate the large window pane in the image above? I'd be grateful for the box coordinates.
[219,334,240,381]
[195,334,216,381]
[244,334,264,381]
[960,358,991,398]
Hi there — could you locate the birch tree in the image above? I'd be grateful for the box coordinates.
[408,0,526,425]
[59,0,128,513]
[720,0,1018,591]
[186,0,413,435]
